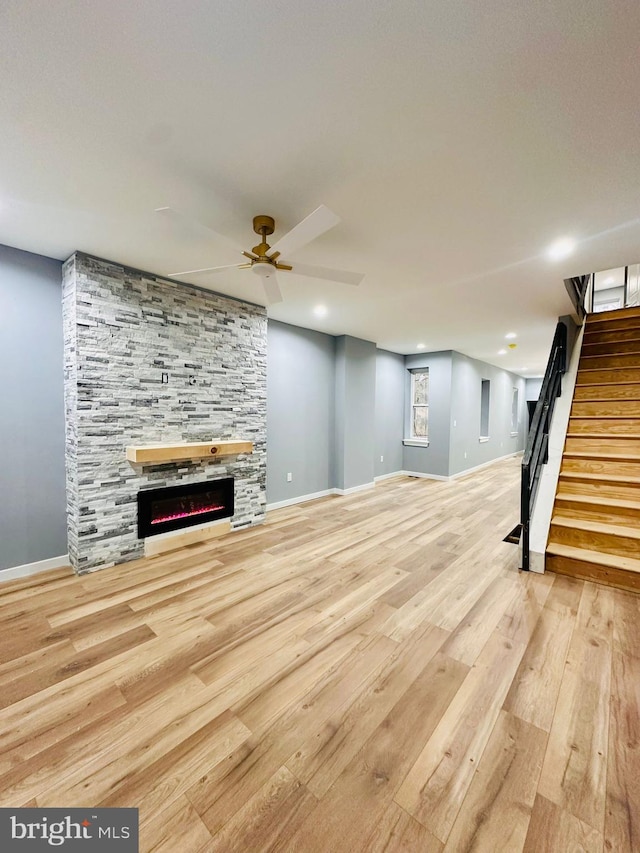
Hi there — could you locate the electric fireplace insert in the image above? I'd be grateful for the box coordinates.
[137,477,234,538]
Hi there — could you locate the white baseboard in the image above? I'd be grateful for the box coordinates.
[267,454,522,513]
[402,470,450,481]
[0,554,70,583]
[267,480,377,511]
[266,488,336,511]
[333,481,376,496]
[448,451,523,480]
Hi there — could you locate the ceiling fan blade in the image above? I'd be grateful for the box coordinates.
[269,204,341,257]
[155,206,241,254]
[169,264,243,277]
[262,273,283,304]
[288,262,364,286]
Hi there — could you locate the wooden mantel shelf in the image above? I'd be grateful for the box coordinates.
[126,440,254,464]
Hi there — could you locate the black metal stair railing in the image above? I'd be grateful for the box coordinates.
[521,321,567,571]
[564,274,591,318]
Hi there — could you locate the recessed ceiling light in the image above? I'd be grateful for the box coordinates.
[505,332,517,339]
[417,343,425,349]
[546,237,576,262]
[313,305,328,317]
[498,349,507,355]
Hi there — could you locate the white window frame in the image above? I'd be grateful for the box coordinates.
[479,378,490,441]
[510,386,519,436]
[405,368,429,445]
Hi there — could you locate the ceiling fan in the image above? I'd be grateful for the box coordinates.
[156,204,364,304]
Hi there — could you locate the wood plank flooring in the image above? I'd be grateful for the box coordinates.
[1,456,638,852]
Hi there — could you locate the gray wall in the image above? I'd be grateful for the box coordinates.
[0,244,66,570]
[267,320,335,504]
[402,351,453,477]
[449,352,526,476]
[374,349,405,478]
[335,335,377,490]
[525,378,543,401]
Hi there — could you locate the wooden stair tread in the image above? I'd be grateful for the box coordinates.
[563,450,640,462]
[574,380,640,387]
[545,542,640,575]
[586,307,640,322]
[555,493,640,512]
[573,396,640,402]
[566,432,640,440]
[550,515,640,540]
[581,353,640,360]
[567,431,640,441]
[578,362,633,373]
[567,414,640,420]
[559,471,640,485]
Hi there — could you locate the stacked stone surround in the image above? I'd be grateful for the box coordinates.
[63,252,267,573]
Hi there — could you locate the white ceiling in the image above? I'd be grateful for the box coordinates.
[2,1,640,377]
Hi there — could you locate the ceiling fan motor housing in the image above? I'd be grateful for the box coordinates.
[253,215,275,236]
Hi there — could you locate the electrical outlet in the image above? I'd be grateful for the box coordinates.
[161,372,169,384]
[380,455,384,463]
[286,472,292,482]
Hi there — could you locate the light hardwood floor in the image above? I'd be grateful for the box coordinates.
[1,456,638,852]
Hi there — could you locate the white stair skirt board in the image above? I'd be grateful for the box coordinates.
[528,320,585,574]
[0,553,70,583]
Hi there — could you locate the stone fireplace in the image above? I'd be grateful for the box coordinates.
[62,252,267,573]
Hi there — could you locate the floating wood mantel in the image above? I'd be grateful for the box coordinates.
[126,440,254,464]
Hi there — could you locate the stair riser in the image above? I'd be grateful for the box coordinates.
[568,418,640,435]
[564,437,640,454]
[557,478,640,502]
[580,353,640,370]
[581,339,640,356]
[553,503,640,525]
[562,458,640,477]
[583,328,640,345]
[574,384,640,401]
[549,525,640,559]
[576,367,640,385]
[546,553,640,593]
[571,400,640,417]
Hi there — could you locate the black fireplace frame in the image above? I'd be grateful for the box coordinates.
[137,477,234,538]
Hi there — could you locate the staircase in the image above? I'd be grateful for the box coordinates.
[546,306,640,593]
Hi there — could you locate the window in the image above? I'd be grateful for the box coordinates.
[480,379,490,440]
[410,369,429,441]
[511,387,519,435]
